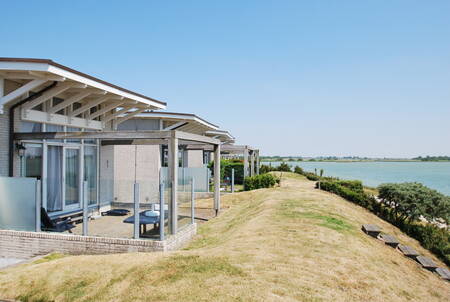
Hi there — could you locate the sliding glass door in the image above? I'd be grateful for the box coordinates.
[46,145,81,212]
[47,145,63,212]
[65,148,80,209]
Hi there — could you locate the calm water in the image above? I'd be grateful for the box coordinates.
[264,161,450,195]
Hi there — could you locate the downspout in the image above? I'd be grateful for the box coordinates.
[8,81,58,176]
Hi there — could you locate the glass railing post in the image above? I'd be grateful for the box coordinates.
[231,168,235,193]
[159,182,165,241]
[133,182,140,239]
[191,178,195,225]
[83,180,88,236]
[35,179,41,232]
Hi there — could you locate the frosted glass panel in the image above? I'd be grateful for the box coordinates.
[0,177,37,231]
[160,167,209,192]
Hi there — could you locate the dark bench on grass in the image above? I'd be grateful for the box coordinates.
[397,244,420,258]
[435,268,450,281]
[416,256,438,271]
[379,234,400,248]
[361,224,381,238]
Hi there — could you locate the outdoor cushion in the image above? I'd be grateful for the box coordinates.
[102,209,130,216]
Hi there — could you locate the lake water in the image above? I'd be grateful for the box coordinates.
[264,161,450,195]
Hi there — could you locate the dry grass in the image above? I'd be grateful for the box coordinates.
[0,173,449,302]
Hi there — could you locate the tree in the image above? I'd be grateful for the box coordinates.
[378,182,450,225]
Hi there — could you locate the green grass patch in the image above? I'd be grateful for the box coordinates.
[32,253,66,264]
[277,200,353,233]
[151,255,245,283]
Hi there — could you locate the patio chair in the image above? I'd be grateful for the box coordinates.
[41,207,76,233]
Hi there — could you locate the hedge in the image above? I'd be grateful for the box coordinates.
[209,160,245,185]
[244,174,277,191]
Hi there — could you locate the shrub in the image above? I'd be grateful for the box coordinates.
[378,182,450,224]
[208,160,245,184]
[260,164,274,174]
[293,166,304,175]
[304,172,320,181]
[224,162,244,184]
[275,162,292,172]
[336,180,364,193]
[244,174,277,191]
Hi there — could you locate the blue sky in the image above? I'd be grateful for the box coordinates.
[1,1,449,157]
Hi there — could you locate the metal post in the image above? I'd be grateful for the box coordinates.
[191,178,195,224]
[159,182,165,241]
[133,182,140,239]
[35,180,41,232]
[206,169,210,193]
[83,181,88,236]
[213,144,221,216]
[231,168,235,193]
[169,136,178,235]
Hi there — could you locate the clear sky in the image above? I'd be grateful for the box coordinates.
[1,1,449,157]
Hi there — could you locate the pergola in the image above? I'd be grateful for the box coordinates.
[14,130,222,235]
[186,143,260,177]
[221,144,260,177]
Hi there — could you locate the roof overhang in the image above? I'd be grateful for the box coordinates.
[0,58,166,129]
[123,111,237,143]
[205,129,235,144]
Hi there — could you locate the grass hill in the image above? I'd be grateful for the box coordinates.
[0,173,448,302]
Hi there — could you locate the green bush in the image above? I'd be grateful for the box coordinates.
[318,179,450,266]
[244,174,277,191]
[209,160,245,184]
[378,182,450,224]
[293,166,304,175]
[304,172,320,181]
[335,180,364,193]
[260,164,274,174]
[276,162,292,172]
[224,162,244,184]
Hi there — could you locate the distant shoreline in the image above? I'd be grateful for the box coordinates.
[261,159,450,163]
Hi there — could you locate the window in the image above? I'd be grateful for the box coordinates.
[67,127,81,143]
[21,143,42,179]
[20,121,42,133]
[84,146,98,205]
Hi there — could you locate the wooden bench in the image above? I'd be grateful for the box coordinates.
[416,256,438,271]
[361,224,381,238]
[379,234,400,248]
[397,244,420,258]
[435,267,450,281]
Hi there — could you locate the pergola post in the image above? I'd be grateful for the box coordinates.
[243,147,249,178]
[168,135,178,235]
[214,143,221,215]
[256,150,260,175]
[250,150,255,177]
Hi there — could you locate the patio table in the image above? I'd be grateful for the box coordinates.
[123,210,168,237]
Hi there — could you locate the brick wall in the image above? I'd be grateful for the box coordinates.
[0,223,196,259]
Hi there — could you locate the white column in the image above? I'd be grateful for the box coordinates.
[214,144,221,215]
[243,148,249,178]
[168,135,178,234]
